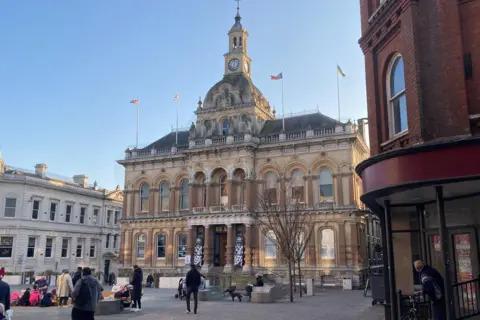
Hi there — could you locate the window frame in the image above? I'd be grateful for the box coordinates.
[107,210,112,224]
[264,231,277,259]
[264,172,278,204]
[114,210,120,224]
[177,233,187,258]
[61,238,69,258]
[113,235,117,249]
[90,244,96,258]
[159,182,170,212]
[0,236,14,258]
[290,169,305,203]
[45,237,53,258]
[49,201,58,222]
[386,53,408,138]
[76,243,83,258]
[318,168,334,201]
[93,208,99,224]
[27,237,36,258]
[65,204,72,223]
[179,179,189,210]
[222,119,230,135]
[79,207,87,224]
[140,183,150,212]
[321,228,336,260]
[4,197,17,218]
[157,234,166,259]
[136,234,146,259]
[32,199,40,220]
[106,234,110,249]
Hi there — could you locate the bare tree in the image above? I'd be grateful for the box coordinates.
[250,175,312,302]
[291,210,315,297]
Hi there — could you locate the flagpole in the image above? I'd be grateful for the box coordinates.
[336,64,341,121]
[136,97,139,148]
[176,93,179,146]
[281,75,285,131]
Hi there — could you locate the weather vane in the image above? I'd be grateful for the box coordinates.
[234,0,242,10]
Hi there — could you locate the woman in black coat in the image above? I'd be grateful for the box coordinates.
[130,265,143,311]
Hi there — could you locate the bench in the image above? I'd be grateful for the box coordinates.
[251,285,288,303]
[95,300,122,315]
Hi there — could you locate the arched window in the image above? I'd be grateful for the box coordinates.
[233,37,237,48]
[321,229,335,260]
[136,234,145,259]
[318,168,333,200]
[264,231,276,259]
[222,119,230,135]
[290,169,304,203]
[220,175,228,205]
[236,172,246,205]
[177,233,187,258]
[239,36,243,47]
[180,179,189,210]
[265,172,278,203]
[387,55,408,136]
[200,176,207,207]
[160,182,169,211]
[140,183,150,212]
[157,234,166,259]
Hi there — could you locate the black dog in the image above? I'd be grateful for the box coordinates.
[224,286,243,302]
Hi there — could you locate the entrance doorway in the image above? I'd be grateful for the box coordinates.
[214,232,227,267]
[104,260,110,284]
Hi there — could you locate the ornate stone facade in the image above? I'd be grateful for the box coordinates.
[118,8,370,286]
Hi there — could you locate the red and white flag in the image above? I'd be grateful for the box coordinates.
[130,99,139,104]
[173,93,179,100]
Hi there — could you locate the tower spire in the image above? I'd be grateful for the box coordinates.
[235,0,242,21]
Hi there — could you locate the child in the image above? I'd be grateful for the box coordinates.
[20,288,31,306]
[29,285,41,306]
[9,292,20,306]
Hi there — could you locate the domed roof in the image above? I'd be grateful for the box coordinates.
[202,73,267,110]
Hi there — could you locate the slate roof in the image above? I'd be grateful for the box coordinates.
[260,112,341,135]
[141,131,190,151]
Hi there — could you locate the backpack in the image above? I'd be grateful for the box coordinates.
[74,279,91,307]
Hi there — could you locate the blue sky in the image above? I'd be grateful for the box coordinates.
[0,0,366,189]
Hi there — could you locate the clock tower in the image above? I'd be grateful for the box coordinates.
[224,5,251,77]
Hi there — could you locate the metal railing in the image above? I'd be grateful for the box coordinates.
[453,277,480,319]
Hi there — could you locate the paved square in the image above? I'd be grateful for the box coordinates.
[10,288,384,320]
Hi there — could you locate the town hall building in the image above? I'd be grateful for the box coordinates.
[118,7,370,286]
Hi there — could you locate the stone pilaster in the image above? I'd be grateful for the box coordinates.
[129,191,136,217]
[224,225,234,272]
[119,230,126,265]
[350,223,359,266]
[145,229,154,266]
[227,180,234,208]
[245,180,252,208]
[167,228,174,267]
[336,174,343,206]
[337,222,347,267]
[169,186,176,216]
[202,225,212,273]
[149,188,155,217]
[122,191,128,218]
[186,227,194,264]
[124,230,133,267]
[188,184,194,211]
[349,174,355,206]
[243,224,252,273]
[307,176,314,207]
[205,183,212,208]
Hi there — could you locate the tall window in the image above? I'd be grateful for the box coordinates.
[90,244,96,258]
[107,210,112,224]
[113,235,118,249]
[32,200,40,220]
[180,179,189,210]
[177,233,187,258]
[50,202,57,221]
[76,243,83,258]
[80,207,86,224]
[265,172,278,203]
[27,237,36,258]
[114,210,120,224]
[0,237,13,258]
[236,173,246,205]
[106,234,110,248]
[65,205,72,223]
[45,238,53,258]
[222,119,229,135]
[93,209,99,224]
[318,168,333,200]
[136,235,145,259]
[160,182,169,211]
[220,175,228,205]
[388,55,408,136]
[321,229,335,260]
[4,198,16,218]
[290,169,305,203]
[157,234,166,258]
[264,231,277,259]
[140,183,150,212]
[61,238,69,258]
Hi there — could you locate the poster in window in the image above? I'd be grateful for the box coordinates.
[454,234,475,311]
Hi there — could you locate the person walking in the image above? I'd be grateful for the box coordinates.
[0,275,11,319]
[130,265,143,312]
[72,267,82,286]
[414,260,446,320]
[57,269,74,307]
[71,267,101,320]
[184,264,201,314]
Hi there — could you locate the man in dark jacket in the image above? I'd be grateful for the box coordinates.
[414,260,446,320]
[71,267,101,320]
[72,267,82,286]
[184,264,201,314]
[130,265,143,312]
[0,276,10,313]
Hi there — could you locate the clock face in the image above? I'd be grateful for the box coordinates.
[228,58,240,72]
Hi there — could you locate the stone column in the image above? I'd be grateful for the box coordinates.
[189,184,194,211]
[252,226,260,267]
[119,230,126,265]
[124,230,133,267]
[129,191,136,217]
[336,174,344,206]
[202,225,212,273]
[70,237,78,271]
[169,186,176,216]
[308,232,317,267]
[149,188,155,217]
[245,180,252,208]
[224,224,234,273]
[350,223,359,266]
[145,229,154,266]
[122,191,128,218]
[349,174,355,206]
[227,180,234,208]
[307,176,314,207]
[186,227,194,264]
[205,183,211,208]
[167,228,174,267]
[243,224,252,273]
[337,222,347,267]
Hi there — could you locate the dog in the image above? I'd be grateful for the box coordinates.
[224,286,242,302]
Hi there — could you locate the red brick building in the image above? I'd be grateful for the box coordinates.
[356,0,480,319]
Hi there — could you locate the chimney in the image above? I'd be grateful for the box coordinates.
[73,174,88,188]
[357,118,369,144]
[35,163,47,178]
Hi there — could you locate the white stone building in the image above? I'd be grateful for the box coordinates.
[0,154,123,283]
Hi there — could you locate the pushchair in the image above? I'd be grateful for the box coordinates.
[115,285,133,311]
[175,278,187,300]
